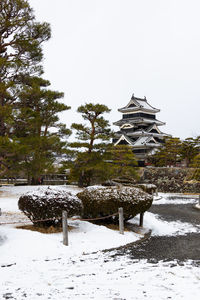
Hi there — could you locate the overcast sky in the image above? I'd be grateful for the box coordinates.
[29,0,200,139]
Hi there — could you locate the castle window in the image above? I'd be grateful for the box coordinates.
[123,113,155,120]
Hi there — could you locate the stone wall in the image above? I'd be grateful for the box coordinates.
[140,167,200,193]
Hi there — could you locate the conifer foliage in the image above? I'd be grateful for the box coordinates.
[105,144,139,180]
[191,154,200,180]
[68,104,139,186]
[148,136,200,168]
[69,103,112,186]
[0,0,71,180]
[14,76,71,183]
[148,137,182,167]
[0,0,51,134]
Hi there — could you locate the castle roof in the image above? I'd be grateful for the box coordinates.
[114,134,134,146]
[133,136,161,147]
[114,134,162,148]
[118,94,160,113]
[126,131,168,138]
[113,117,165,127]
[115,123,170,138]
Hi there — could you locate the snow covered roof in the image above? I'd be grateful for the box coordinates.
[147,123,161,134]
[118,95,160,113]
[114,133,162,148]
[146,124,171,137]
[114,134,134,146]
[113,117,165,127]
[126,131,165,138]
[133,136,161,147]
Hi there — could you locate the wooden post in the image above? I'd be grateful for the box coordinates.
[62,211,68,246]
[118,207,124,235]
[156,189,158,196]
[139,212,144,227]
[199,195,200,206]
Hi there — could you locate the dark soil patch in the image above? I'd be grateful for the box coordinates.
[149,203,200,225]
[110,233,200,264]
[108,202,200,263]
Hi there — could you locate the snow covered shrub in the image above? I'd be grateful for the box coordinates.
[77,186,153,223]
[18,187,83,226]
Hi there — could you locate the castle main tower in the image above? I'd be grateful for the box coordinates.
[113,94,169,165]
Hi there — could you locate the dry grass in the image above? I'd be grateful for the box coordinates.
[90,221,131,232]
[16,224,74,234]
[16,222,132,233]
[105,223,131,232]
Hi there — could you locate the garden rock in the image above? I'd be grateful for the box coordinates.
[18,187,83,226]
[133,184,157,194]
[77,186,153,222]
[111,176,137,186]
[140,167,200,193]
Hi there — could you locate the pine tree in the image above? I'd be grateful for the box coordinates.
[68,103,112,186]
[13,76,71,183]
[0,0,51,175]
[180,137,199,167]
[148,137,182,167]
[104,144,139,180]
[190,153,200,181]
[0,0,51,134]
[0,0,71,180]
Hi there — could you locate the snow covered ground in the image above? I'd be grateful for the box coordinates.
[153,192,200,205]
[0,185,200,299]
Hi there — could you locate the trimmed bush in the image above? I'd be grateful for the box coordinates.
[18,187,83,226]
[77,185,153,222]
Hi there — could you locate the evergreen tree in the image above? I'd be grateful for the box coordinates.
[0,0,71,180]
[69,151,105,187]
[148,137,182,166]
[70,103,111,152]
[190,153,200,181]
[0,136,21,176]
[68,103,112,186]
[148,136,200,168]
[0,0,51,134]
[104,144,139,180]
[0,0,51,175]
[13,76,71,183]
[180,137,199,167]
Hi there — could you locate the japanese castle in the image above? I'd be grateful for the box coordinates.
[113,94,169,165]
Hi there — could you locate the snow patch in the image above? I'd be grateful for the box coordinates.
[0,186,200,299]
[129,212,200,236]
[153,193,199,205]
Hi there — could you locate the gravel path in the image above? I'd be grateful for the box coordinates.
[110,202,200,263]
[149,203,200,225]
